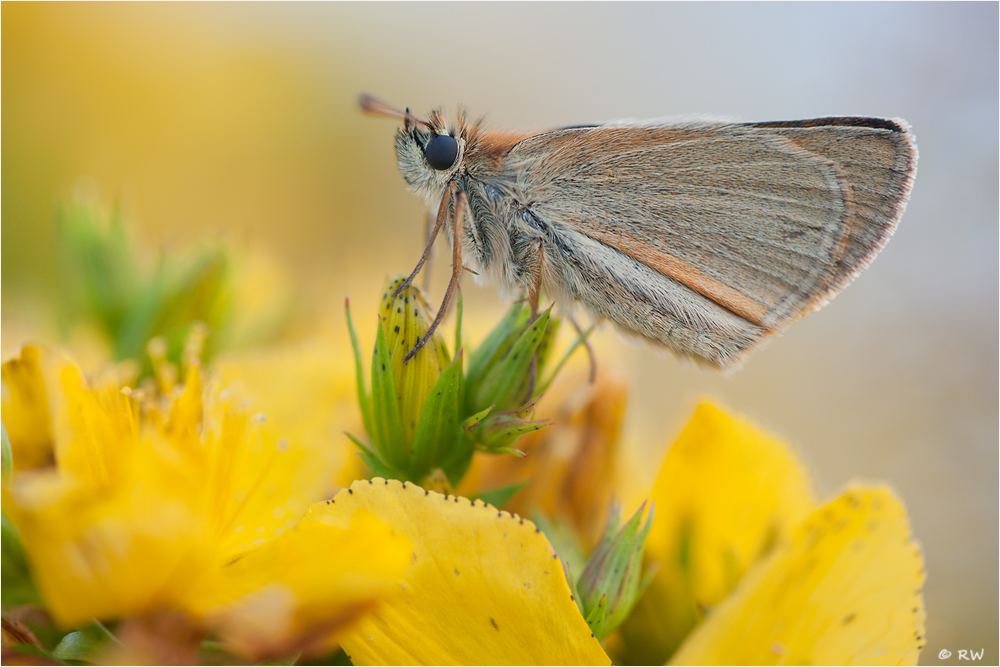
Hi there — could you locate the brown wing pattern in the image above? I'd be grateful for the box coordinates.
[504,119,915,332]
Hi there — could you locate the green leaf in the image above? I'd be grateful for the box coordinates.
[2,422,12,478]
[471,480,528,510]
[55,201,140,342]
[53,628,107,662]
[2,513,39,607]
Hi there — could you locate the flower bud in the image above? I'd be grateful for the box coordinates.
[576,501,656,640]
[379,276,450,446]
[347,277,582,488]
[347,276,464,483]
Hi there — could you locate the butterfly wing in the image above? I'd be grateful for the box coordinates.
[499,118,916,368]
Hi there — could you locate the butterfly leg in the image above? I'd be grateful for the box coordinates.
[421,209,437,291]
[403,183,466,363]
[392,183,451,300]
[524,237,547,398]
[527,238,545,321]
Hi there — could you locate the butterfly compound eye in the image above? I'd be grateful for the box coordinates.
[424,134,458,170]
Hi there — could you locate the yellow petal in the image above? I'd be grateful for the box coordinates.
[212,336,365,491]
[2,345,59,470]
[189,506,410,659]
[334,478,610,666]
[670,486,926,666]
[51,358,134,487]
[6,433,216,626]
[618,402,817,664]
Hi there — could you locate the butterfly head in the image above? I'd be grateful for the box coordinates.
[394,107,467,202]
[358,95,468,203]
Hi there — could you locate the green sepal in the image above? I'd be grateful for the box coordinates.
[577,502,656,640]
[410,350,465,479]
[474,405,550,454]
[344,432,397,481]
[370,320,406,470]
[462,404,494,431]
[532,313,561,376]
[465,302,528,387]
[563,559,584,616]
[469,307,552,413]
[345,299,374,441]
[584,594,611,639]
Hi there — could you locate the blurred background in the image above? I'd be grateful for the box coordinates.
[3,3,996,662]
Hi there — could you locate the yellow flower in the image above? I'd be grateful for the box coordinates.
[329,402,925,666]
[1,344,409,659]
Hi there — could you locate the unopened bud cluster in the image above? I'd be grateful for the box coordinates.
[347,276,566,488]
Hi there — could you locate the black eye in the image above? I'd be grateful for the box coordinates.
[424,134,458,170]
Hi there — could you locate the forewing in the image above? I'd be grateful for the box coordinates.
[504,119,912,330]
[747,117,916,316]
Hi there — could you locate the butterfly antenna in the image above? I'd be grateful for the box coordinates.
[358,94,432,129]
